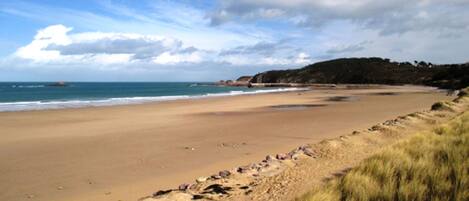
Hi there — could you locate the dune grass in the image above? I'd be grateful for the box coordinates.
[297,113,469,201]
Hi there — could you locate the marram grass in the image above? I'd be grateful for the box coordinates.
[297,113,469,201]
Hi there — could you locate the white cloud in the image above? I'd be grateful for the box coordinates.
[13,24,313,68]
[153,51,204,64]
[14,25,72,62]
[13,24,212,66]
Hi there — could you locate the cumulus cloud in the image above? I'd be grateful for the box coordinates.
[12,24,313,68]
[13,24,210,65]
[14,25,72,62]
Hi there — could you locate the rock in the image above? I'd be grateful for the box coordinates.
[48,81,68,87]
[265,155,275,161]
[237,166,250,173]
[276,153,288,160]
[298,145,308,151]
[287,150,298,158]
[211,174,222,179]
[219,170,231,178]
[178,183,191,191]
[303,148,315,157]
[57,186,64,190]
[203,184,232,195]
[196,177,207,183]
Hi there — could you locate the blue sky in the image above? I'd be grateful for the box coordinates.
[1,0,468,81]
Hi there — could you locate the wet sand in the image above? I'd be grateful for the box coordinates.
[0,85,451,201]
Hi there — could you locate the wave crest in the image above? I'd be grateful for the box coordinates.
[0,88,306,112]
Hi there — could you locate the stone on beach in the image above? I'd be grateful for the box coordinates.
[178,183,190,191]
[237,165,250,173]
[276,153,288,160]
[196,177,207,183]
[265,155,275,162]
[219,170,231,178]
[211,174,222,179]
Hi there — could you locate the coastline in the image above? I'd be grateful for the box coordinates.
[0,85,453,201]
[0,87,307,112]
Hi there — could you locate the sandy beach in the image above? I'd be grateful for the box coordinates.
[0,85,452,201]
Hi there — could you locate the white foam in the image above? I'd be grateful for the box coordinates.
[11,84,45,88]
[0,88,307,112]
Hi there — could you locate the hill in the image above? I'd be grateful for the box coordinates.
[250,57,469,89]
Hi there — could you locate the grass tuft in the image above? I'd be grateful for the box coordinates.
[297,113,469,201]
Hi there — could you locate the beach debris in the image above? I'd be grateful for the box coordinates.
[105,192,112,195]
[219,170,231,178]
[184,146,195,151]
[57,186,64,190]
[178,183,191,191]
[196,177,207,183]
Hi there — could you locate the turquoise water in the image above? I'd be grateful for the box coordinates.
[0,82,301,111]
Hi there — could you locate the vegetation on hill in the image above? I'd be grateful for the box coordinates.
[296,110,469,201]
[250,57,469,89]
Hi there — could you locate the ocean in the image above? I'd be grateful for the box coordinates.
[0,82,302,112]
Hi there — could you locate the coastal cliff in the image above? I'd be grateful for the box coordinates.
[235,57,469,89]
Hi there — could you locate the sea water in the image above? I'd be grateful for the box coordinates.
[0,82,303,112]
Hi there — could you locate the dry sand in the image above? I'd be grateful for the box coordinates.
[0,85,452,201]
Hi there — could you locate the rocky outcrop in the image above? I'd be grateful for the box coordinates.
[250,58,469,89]
[236,76,253,82]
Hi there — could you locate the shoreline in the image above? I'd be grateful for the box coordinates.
[0,85,453,201]
[0,84,439,113]
[0,87,308,112]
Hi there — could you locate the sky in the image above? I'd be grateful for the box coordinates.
[0,0,468,81]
